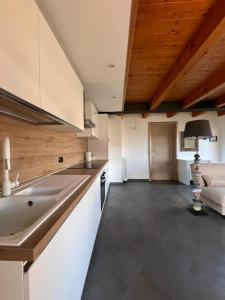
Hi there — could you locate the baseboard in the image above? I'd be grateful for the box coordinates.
[127,179,149,182]
[110,182,124,185]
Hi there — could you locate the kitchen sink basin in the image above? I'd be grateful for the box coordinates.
[0,174,90,246]
[15,187,63,196]
[0,196,56,237]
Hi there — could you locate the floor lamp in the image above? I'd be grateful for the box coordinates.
[183,120,212,212]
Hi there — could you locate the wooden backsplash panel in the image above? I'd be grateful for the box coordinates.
[0,116,87,188]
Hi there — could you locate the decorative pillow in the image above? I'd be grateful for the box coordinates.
[202,175,225,187]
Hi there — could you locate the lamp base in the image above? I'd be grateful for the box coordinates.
[194,152,200,163]
[187,206,208,216]
[193,204,201,211]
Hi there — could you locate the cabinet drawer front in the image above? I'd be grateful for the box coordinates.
[26,177,101,300]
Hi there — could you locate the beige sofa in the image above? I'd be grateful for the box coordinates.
[191,163,225,215]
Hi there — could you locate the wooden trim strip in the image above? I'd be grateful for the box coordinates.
[166,112,177,118]
[123,0,139,110]
[192,112,206,117]
[142,112,150,119]
[150,0,225,110]
[218,111,225,116]
[117,113,124,119]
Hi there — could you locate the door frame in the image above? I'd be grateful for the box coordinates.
[148,122,178,181]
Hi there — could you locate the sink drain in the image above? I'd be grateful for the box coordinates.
[27,201,33,207]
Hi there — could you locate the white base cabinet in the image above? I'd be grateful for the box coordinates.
[0,174,101,300]
[104,163,110,196]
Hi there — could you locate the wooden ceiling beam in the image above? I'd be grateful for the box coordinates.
[218,111,225,116]
[150,0,225,110]
[166,112,177,118]
[192,112,206,117]
[182,69,225,109]
[215,97,225,107]
[100,102,225,114]
[142,112,150,119]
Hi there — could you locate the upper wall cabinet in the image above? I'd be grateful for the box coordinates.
[0,0,40,106]
[39,12,84,131]
[77,101,99,138]
[0,1,84,131]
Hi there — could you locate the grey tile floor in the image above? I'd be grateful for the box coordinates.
[81,181,225,300]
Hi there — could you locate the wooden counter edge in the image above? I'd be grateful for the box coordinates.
[0,160,108,262]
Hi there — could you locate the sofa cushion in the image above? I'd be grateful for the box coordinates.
[202,175,225,187]
[191,163,225,187]
[201,187,225,207]
[198,163,225,177]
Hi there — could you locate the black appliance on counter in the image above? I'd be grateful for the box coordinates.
[100,170,106,211]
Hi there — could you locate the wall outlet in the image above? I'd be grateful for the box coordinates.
[58,156,63,163]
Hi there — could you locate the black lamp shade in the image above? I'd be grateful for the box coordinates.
[183,120,212,139]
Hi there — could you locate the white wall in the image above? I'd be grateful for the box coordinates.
[108,115,122,182]
[219,115,225,161]
[122,112,221,180]
[122,115,149,180]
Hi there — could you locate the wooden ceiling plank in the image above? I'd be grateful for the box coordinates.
[166,112,177,118]
[135,16,204,35]
[142,112,150,118]
[215,97,225,107]
[140,0,215,4]
[182,69,225,109]
[150,0,225,110]
[217,111,225,116]
[192,111,206,117]
[123,0,139,110]
[139,2,214,20]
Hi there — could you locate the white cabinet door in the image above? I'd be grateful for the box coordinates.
[26,176,101,300]
[0,0,40,106]
[39,12,84,131]
[92,104,99,138]
[87,176,101,240]
[88,114,109,159]
[78,102,99,138]
[105,165,110,196]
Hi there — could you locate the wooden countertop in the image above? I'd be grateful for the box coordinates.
[0,160,108,262]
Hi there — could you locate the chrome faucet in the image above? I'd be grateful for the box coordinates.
[2,137,19,196]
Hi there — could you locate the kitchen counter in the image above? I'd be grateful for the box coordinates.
[0,160,107,262]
